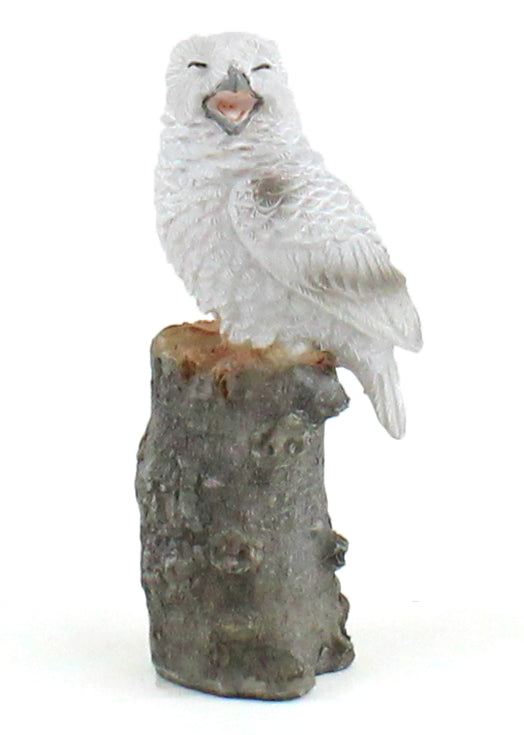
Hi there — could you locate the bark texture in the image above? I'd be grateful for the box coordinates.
[135,321,354,700]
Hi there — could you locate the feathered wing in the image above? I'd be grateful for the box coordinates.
[228,164,422,438]
[352,349,406,438]
[228,165,422,352]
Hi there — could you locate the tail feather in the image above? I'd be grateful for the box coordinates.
[352,351,406,439]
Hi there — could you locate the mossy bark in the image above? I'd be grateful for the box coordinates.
[135,322,354,700]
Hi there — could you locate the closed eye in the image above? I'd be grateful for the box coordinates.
[252,63,271,71]
[188,61,208,68]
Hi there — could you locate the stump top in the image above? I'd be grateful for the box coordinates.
[152,321,335,378]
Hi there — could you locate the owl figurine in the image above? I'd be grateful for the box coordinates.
[155,32,422,438]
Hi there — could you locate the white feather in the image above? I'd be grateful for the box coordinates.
[155,32,422,437]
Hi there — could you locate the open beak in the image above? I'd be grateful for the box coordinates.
[203,66,263,135]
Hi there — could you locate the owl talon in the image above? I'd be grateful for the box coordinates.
[303,350,337,370]
[187,319,221,335]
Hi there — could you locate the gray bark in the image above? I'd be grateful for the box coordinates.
[135,322,354,700]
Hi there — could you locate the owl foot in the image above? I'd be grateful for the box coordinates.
[300,349,337,370]
[186,319,221,335]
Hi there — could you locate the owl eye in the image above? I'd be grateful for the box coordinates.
[188,61,208,69]
[252,63,271,72]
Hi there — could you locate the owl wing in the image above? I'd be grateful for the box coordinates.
[228,166,422,351]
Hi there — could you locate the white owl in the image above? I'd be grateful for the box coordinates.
[155,32,422,438]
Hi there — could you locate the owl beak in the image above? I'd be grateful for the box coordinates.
[203,66,263,135]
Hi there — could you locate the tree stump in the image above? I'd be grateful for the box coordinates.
[135,321,354,700]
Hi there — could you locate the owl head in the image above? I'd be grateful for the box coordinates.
[164,32,301,138]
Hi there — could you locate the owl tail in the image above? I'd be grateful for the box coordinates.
[350,350,406,439]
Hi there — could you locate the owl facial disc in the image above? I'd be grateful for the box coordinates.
[203,66,263,135]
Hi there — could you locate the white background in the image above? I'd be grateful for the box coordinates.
[1,1,523,732]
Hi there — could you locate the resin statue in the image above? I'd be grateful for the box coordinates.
[155,32,422,438]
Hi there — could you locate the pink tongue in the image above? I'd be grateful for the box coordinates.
[218,103,246,121]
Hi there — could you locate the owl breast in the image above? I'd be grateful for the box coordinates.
[156,171,292,347]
